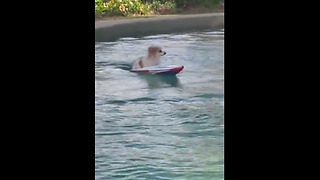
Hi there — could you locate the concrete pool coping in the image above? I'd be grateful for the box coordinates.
[95,13,224,42]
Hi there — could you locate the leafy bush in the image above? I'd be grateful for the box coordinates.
[175,0,221,8]
[95,0,154,16]
[149,0,176,14]
[95,0,222,17]
[95,0,105,14]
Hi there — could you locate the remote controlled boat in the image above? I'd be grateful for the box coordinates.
[131,65,184,75]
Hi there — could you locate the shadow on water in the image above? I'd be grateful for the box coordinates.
[138,74,182,88]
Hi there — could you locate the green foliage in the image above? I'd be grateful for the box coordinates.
[95,0,105,14]
[95,0,222,17]
[149,0,176,14]
[175,0,221,8]
[95,0,154,16]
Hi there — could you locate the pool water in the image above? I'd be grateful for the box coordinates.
[95,29,224,180]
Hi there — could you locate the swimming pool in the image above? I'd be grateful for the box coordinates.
[95,29,224,179]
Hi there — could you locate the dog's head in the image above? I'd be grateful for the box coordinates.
[147,46,166,59]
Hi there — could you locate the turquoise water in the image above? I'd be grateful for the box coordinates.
[95,29,224,180]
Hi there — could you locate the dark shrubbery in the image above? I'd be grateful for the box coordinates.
[175,0,221,8]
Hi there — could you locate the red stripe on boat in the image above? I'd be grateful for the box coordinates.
[171,66,184,73]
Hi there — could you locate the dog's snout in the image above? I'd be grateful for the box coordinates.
[163,51,166,55]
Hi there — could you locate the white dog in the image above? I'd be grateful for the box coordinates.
[132,46,166,70]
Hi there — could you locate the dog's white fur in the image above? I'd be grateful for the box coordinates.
[132,46,166,69]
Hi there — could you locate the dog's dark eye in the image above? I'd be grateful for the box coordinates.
[159,50,162,53]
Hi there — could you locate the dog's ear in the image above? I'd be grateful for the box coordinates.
[148,47,156,53]
[148,47,156,57]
